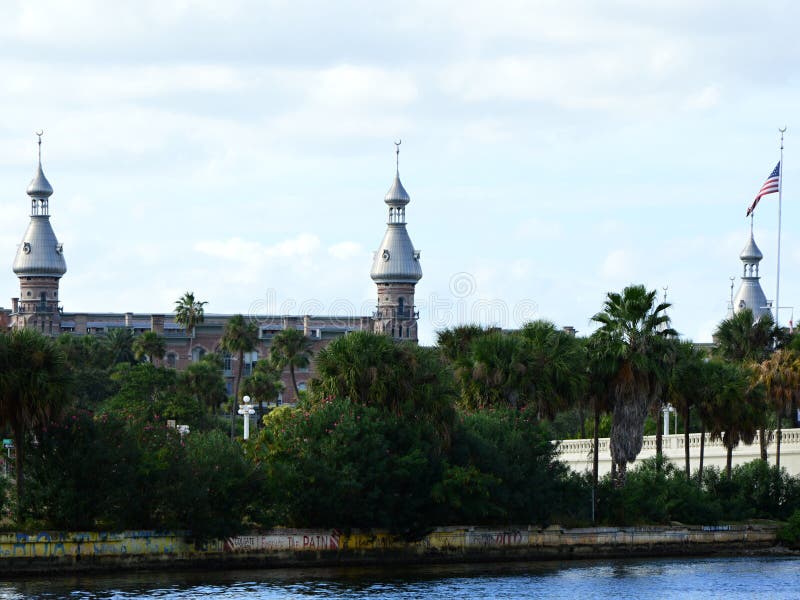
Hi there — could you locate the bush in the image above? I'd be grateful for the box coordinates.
[253,398,445,537]
[24,411,262,537]
[778,509,800,547]
[597,457,721,525]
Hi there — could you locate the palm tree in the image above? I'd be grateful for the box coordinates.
[174,291,208,360]
[669,341,707,478]
[105,327,137,365]
[586,333,616,519]
[269,327,313,400]
[221,314,259,438]
[518,320,587,420]
[242,359,285,427]
[706,361,766,478]
[591,284,677,487]
[713,308,775,363]
[757,349,800,469]
[0,329,70,511]
[713,308,776,460]
[132,331,167,365]
[180,353,228,416]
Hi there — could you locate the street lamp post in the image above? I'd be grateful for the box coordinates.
[663,403,675,436]
[238,395,255,440]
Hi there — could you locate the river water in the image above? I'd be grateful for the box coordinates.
[2,556,797,599]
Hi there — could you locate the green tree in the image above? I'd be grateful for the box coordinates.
[706,361,766,478]
[713,308,776,461]
[590,284,676,487]
[242,359,284,425]
[133,331,167,365]
[105,327,137,365]
[179,353,228,416]
[311,331,456,435]
[519,320,587,420]
[0,329,70,511]
[713,308,775,363]
[269,327,313,399]
[174,291,208,359]
[221,314,259,438]
[757,349,800,469]
[669,341,707,477]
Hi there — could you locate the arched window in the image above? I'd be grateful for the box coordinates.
[398,297,405,316]
[166,353,177,368]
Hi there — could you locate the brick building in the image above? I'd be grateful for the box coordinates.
[3,135,423,406]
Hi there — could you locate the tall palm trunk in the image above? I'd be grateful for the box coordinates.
[655,399,663,470]
[230,350,244,439]
[13,425,24,514]
[726,443,733,479]
[592,397,600,524]
[759,428,767,461]
[776,411,783,469]
[290,364,299,399]
[698,424,706,484]
[683,404,690,478]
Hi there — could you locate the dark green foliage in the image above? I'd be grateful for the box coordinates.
[778,509,800,547]
[447,408,589,526]
[597,457,722,525]
[254,398,445,537]
[103,363,208,430]
[703,460,800,521]
[595,457,800,525]
[24,411,261,538]
[254,401,590,534]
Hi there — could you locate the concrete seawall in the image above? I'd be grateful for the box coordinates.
[0,525,779,575]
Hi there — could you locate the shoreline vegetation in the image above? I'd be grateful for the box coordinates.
[2,286,800,561]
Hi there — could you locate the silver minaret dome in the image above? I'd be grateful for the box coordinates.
[384,174,411,206]
[739,233,763,262]
[26,163,53,198]
[732,230,769,320]
[13,133,66,278]
[370,144,422,284]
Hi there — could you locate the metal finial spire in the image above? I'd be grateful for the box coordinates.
[750,212,754,235]
[394,139,401,174]
[662,286,668,304]
[729,276,735,307]
[35,129,43,164]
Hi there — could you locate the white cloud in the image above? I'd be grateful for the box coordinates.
[328,241,362,260]
[600,249,635,281]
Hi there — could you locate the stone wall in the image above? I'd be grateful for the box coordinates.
[0,525,778,574]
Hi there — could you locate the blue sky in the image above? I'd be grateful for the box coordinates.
[0,0,797,344]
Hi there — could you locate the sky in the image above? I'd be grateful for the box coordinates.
[0,0,798,345]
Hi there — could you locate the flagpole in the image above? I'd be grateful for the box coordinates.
[776,127,786,328]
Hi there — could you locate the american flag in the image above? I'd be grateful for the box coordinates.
[746,162,781,217]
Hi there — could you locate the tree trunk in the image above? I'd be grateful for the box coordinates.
[579,403,586,440]
[290,364,299,399]
[616,461,627,488]
[759,428,768,462]
[726,444,733,479]
[683,404,691,479]
[231,350,244,439]
[777,411,783,470]
[592,398,600,524]
[13,425,24,517]
[655,400,663,470]
[611,459,617,487]
[699,425,706,484]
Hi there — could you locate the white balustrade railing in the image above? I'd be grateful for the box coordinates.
[555,428,800,476]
